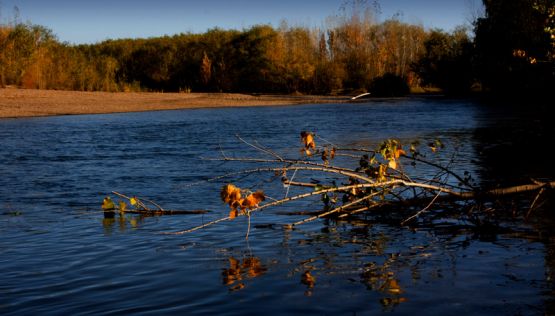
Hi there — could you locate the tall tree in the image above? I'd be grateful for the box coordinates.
[474,0,555,99]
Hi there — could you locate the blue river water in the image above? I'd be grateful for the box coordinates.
[1,98,553,315]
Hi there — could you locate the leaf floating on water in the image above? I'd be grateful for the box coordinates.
[102,197,115,210]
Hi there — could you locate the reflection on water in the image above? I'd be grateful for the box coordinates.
[102,215,144,235]
[222,256,268,292]
[0,99,553,314]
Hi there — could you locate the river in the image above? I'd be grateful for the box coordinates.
[1,98,553,315]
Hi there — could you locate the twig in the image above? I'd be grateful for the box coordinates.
[525,187,545,220]
[202,156,355,173]
[162,216,232,235]
[112,191,151,211]
[177,164,374,190]
[400,154,474,190]
[287,193,379,227]
[236,134,285,162]
[284,167,299,198]
[246,212,252,240]
[401,190,442,225]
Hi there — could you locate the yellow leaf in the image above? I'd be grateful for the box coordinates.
[388,159,397,170]
[130,197,137,206]
[119,201,127,212]
[102,197,115,210]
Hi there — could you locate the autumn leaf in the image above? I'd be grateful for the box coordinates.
[229,209,238,219]
[321,149,329,165]
[388,159,398,170]
[102,197,115,210]
[394,148,406,159]
[321,147,336,166]
[118,201,127,213]
[221,184,242,206]
[241,191,265,210]
[300,131,316,156]
[129,197,138,206]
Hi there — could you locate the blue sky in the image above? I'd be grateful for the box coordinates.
[0,0,483,44]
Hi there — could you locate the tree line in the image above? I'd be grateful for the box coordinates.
[1,0,553,98]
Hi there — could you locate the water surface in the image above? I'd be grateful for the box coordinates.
[1,99,553,315]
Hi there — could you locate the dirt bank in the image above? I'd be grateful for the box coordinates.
[0,88,347,118]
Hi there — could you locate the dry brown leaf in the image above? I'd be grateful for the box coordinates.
[221,184,242,205]
[301,131,316,155]
[321,149,329,165]
[241,191,265,210]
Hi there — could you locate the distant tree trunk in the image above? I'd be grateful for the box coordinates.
[200,51,212,87]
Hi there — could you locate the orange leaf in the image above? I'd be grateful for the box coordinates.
[241,191,265,210]
[301,131,316,155]
[221,184,242,207]
[229,209,238,219]
[394,149,406,159]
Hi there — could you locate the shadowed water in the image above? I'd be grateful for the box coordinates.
[1,99,553,315]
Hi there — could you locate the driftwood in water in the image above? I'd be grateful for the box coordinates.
[102,191,210,217]
[159,134,553,237]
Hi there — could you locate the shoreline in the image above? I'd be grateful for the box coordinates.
[0,88,349,119]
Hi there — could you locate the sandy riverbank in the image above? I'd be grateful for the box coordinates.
[0,88,348,118]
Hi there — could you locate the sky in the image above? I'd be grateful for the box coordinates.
[0,0,484,44]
